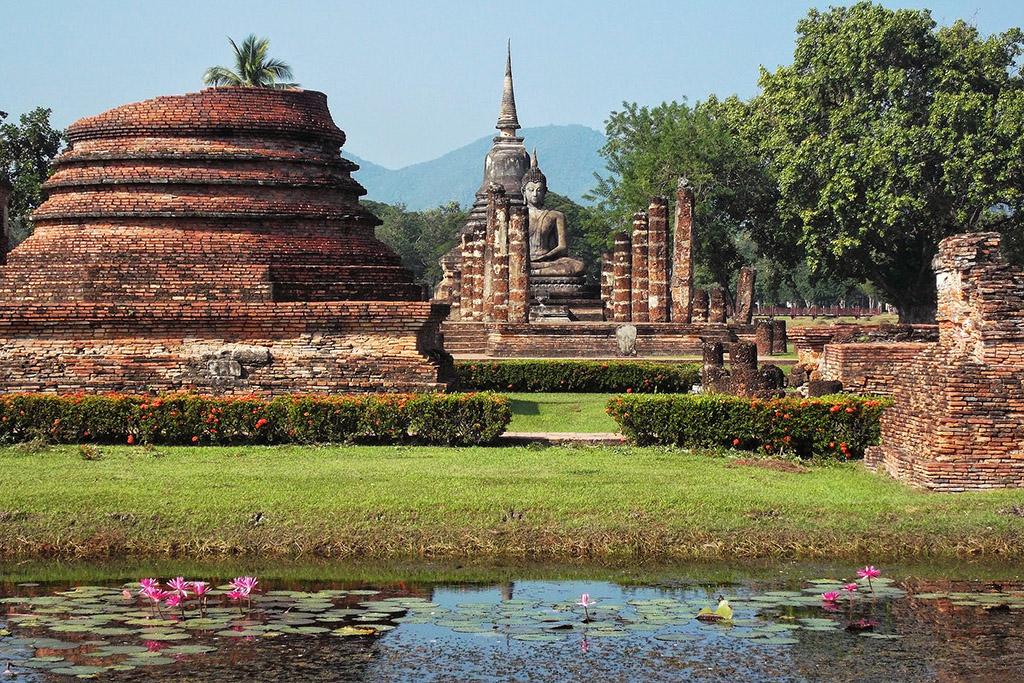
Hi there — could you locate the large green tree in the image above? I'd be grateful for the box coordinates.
[366,200,466,288]
[587,98,777,295]
[0,107,66,249]
[203,34,299,89]
[748,2,1024,322]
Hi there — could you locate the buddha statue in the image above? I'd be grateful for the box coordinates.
[521,149,585,279]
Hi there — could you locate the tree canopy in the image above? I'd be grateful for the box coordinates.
[586,98,777,297]
[747,2,1024,322]
[0,107,66,250]
[203,35,299,89]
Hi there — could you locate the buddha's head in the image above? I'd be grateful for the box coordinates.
[521,148,547,208]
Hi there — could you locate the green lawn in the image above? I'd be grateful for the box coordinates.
[505,393,618,433]
[2,443,1022,561]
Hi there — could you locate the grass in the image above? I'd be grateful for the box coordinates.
[506,393,617,433]
[2,443,1023,561]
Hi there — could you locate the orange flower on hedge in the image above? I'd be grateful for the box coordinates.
[255,418,268,428]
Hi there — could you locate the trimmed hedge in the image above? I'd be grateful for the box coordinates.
[0,392,511,446]
[456,360,700,393]
[606,393,890,459]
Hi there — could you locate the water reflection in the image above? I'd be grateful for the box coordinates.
[1,574,1023,681]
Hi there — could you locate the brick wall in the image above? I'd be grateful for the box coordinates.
[864,233,1024,490]
[0,89,451,394]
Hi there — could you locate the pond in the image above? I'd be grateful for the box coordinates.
[2,562,1023,681]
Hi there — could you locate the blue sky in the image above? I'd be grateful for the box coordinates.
[2,0,1021,168]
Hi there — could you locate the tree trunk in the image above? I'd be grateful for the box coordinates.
[893,288,938,324]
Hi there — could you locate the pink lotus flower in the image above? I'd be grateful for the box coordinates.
[167,577,190,596]
[226,589,247,601]
[821,591,841,602]
[165,594,182,608]
[576,593,593,622]
[139,578,160,592]
[842,583,858,593]
[190,581,210,596]
[229,576,258,595]
[857,565,881,595]
[856,566,881,580]
[141,586,171,602]
[121,589,133,599]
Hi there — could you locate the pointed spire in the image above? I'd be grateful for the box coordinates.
[530,147,539,170]
[496,39,521,136]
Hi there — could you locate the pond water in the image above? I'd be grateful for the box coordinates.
[2,565,1023,681]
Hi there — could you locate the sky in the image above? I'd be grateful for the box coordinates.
[2,0,1022,169]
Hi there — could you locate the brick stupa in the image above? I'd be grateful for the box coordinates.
[0,88,452,394]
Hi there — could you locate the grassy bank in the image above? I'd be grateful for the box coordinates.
[2,443,1022,561]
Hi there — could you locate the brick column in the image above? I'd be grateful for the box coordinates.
[709,286,727,323]
[470,224,486,321]
[458,232,474,321]
[772,319,788,354]
[692,289,709,322]
[755,319,774,356]
[735,267,755,324]
[482,187,499,320]
[648,195,669,322]
[630,211,649,322]
[507,203,530,323]
[485,186,510,322]
[670,178,695,322]
[612,231,632,322]
[600,249,614,321]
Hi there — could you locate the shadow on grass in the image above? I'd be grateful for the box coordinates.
[509,398,540,416]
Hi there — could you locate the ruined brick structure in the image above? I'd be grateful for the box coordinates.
[436,49,782,359]
[0,88,452,394]
[865,233,1024,490]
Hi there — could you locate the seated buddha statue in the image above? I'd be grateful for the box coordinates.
[520,150,585,278]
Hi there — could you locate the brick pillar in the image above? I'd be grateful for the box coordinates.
[709,286,727,323]
[600,249,614,321]
[772,319,788,354]
[701,341,729,394]
[458,233,474,321]
[482,187,499,321]
[630,211,649,322]
[729,340,760,396]
[485,186,510,322]
[735,267,755,324]
[648,196,669,322]
[507,203,530,323]
[670,178,695,322]
[755,319,774,356]
[470,224,486,321]
[692,289,709,322]
[612,231,632,322]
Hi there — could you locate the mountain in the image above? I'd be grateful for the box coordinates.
[346,124,606,211]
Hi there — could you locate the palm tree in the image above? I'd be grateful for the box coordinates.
[203,34,299,89]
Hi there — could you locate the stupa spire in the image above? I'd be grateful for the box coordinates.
[495,39,521,137]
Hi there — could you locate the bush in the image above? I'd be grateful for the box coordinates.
[456,360,700,393]
[606,393,890,459]
[0,392,511,447]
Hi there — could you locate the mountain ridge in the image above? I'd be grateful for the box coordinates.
[346,124,606,210]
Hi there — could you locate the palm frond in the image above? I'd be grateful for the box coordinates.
[204,33,298,88]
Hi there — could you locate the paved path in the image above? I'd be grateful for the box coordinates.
[498,431,626,446]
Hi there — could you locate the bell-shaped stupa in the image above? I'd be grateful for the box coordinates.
[0,88,452,394]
